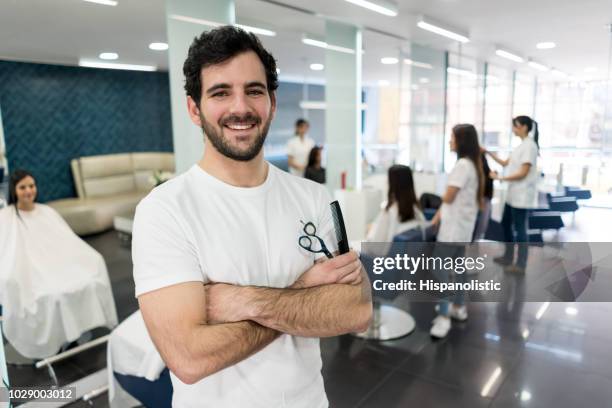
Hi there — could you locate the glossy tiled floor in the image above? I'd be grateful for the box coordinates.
[5,206,612,407]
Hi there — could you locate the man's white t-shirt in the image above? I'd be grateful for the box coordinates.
[132,164,338,408]
[286,135,315,176]
[506,137,538,209]
[437,158,479,243]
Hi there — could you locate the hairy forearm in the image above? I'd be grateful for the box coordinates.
[242,273,372,337]
[171,321,279,384]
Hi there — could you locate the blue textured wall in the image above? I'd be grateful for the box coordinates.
[0,60,173,202]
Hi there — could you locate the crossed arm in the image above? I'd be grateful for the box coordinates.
[138,251,372,385]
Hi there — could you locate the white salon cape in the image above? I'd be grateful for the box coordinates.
[107,310,166,408]
[0,204,118,359]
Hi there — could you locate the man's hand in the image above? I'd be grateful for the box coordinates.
[205,283,249,324]
[292,251,362,289]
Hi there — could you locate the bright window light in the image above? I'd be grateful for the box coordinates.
[381,57,398,65]
[83,0,117,6]
[79,59,156,72]
[99,52,118,60]
[495,49,524,63]
[343,0,398,17]
[149,42,169,51]
[584,67,598,73]
[417,16,469,43]
[310,63,324,71]
[536,42,556,49]
[378,80,390,86]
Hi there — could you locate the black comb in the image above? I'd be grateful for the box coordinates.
[330,200,350,255]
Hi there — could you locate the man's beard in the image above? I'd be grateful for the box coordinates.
[200,111,271,162]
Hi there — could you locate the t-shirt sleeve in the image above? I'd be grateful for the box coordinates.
[518,140,538,166]
[315,186,340,259]
[286,139,296,157]
[132,197,203,297]
[447,159,470,189]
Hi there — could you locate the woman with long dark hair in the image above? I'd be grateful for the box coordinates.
[0,170,118,359]
[304,146,326,184]
[430,124,483,338]
[367,164,424,242]
[484,115,539,274]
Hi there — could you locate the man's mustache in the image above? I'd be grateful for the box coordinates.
[220,114,261,126]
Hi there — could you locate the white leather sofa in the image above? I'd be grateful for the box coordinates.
[48,152,174,235]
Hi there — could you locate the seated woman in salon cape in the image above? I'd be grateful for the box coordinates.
[0,170,118,359]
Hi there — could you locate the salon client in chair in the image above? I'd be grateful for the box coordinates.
[0,170,117,359]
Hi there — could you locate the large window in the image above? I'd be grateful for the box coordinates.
[444,53,485,171]
[482,64,513,150]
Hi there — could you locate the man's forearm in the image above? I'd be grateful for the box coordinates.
[241,272,372,337]
[171,321,279,384]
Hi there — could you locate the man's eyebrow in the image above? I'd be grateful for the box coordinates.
[205,83,231,94]
[245,81,267,89]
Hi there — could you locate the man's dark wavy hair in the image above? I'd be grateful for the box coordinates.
[183,25,279,107]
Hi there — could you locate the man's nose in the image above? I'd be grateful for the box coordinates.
[228,93,252,115]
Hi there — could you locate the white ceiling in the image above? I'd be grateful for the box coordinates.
[0,0,610,84]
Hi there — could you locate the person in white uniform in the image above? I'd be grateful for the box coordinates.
[484,115,539,274]
[430,124,483,338]
[0,170,117,359]
[367,164,425,243]
[133,26,372,408]
[287,118,315,176]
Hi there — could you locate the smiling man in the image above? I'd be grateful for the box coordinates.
[132,26,372,408]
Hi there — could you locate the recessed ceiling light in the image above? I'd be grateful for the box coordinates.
[378,80,390,86]
[404,59,433,69]
[447,66,477,79]
[149,42,168,51]
[528,60,549,72]
[79,59,156,71]
[83,0,117,6]
[168,15,275,36]
[584,67,598,73]
[381,57,399,65]
[99,52,118,60]
[302,38,356,54]
[310,63,324,71]
[417,16,469,43]
[235,24,276,37]
[419,77,430,84]
[536,42,556,49]
[495,49,524,63]
[565,307,578,316]
[343,0,398,17]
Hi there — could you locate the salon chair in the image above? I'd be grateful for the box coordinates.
[355,225,435,340]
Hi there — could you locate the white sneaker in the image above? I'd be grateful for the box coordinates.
[430,315,451,338]
[451,305,468,321]
[434,304,468,321]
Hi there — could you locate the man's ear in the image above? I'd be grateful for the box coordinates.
[187,96,203,126]
[269,91,277,120]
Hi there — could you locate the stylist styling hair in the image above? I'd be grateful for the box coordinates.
[484,115,539,274]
